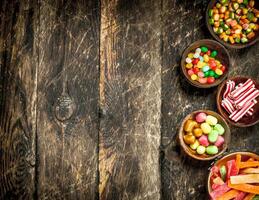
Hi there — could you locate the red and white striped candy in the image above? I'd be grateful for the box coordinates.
[245,108,254,117]
[235,86,256,105]
[223,80,235,98]
[236,89,259,108]
[221,98,235,114]
[230,79,254,99]
[230,100,256,122]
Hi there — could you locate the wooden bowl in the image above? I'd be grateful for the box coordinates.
[207,151,259,194]
[206,0,259,49]
[217,76,259,127]
[179,110,231,161]
[181,39,230,88]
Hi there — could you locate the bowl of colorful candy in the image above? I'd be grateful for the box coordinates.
[206,0,259,49]
[181,39,230,88]
[208,151,259,199]
[179,110,231,161]
[217,76,259,127]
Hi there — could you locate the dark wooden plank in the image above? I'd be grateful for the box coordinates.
[99,0,162,199]
[37,0,100,199]
[161,0,259,199]
[0,0,38,199]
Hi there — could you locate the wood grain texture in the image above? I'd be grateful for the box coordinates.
[37,0,100,199]
[99,0,161,199]
[0,0,37,199]
[160,0,259,199]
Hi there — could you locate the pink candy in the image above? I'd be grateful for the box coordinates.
[198,71,204,78]
[195,112,207,123]
[199,135,209,147]
[214,136,224,147]
[188,69,194,76]
[199,77,207,84]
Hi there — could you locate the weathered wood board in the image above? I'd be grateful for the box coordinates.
[37,0,100,199]
[99,0,161,199]
[0,0,37,199]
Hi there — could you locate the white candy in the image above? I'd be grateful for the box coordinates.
[185,57,192,63]
[195,48,201,54]
[193,53,200,58]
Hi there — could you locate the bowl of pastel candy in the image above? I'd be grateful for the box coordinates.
[217,76,259,127]
[208,151,259,200]
[179,110,231,161]
[181,39,230,88]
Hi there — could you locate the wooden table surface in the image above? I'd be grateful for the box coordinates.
[0,0,258,199]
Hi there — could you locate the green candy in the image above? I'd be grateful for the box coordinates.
[243,0,248,5]
[210,50,218,58]
[204,71,209,77]
[208,130,219,143]
[241,37,248,43]
[208,9,213,17]
[232,2,239,10]
[217,27,223,35]
[214,124,225,135]
[252,195,259,200]
[216,3,221,8]
[247,12,254,21]
[214,74,220,79]
[201,46,208,53]
[208,70,215,77]
[220,0,228,4]
[223,24,229,31]
[235,38,241,43]
[246,28,252,34]
[226,29,231,35]
[230,12,235,19]
[209,18,214,25]
[206,146,218,155]
[220,165,227,181]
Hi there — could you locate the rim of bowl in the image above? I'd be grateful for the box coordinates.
[206,0,259,49]
[181,39,231,88]
[179,110,231,161]
[207,151,259,194]
[216,76,259,127]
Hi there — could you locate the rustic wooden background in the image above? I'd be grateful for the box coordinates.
[0,0,258,199]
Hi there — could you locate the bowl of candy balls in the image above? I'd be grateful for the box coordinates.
[208,151,259,199]
[206,0,259,49]
[181,39,230,88]
[217,76,259,127]
[179,110,231,161]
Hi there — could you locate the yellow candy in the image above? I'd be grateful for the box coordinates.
[215,68,223,75]
[197,61,204,68]
[201,122,211,134]
[203,54,209,62]
[215,60,221,66]
[188,53,194,59]
[191,74,198,80]
[206,115,218,126]
[185,63,193,69]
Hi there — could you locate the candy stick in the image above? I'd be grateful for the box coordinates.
[223,80,235,98]
[236,89,259,108]
[235,86,256,105]
[230,100,256,122]
[230,79,254,99]
[245,108,254,117]
[232,83,255,101]
[222,99,235,114]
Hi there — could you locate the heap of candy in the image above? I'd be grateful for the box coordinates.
[185,46,226,84]
[209,153,259,200]
[221,79,259,122]
[208,0,259,44]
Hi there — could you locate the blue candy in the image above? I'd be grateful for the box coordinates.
[199,56,204,62]
[202,65,210,72]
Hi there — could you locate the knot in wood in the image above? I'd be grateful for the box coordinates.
[54,94,75,122]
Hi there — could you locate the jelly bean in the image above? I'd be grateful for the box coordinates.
[220,65,226,72]
[210,65,217,71]
[185,63,193,69]
[193,128,203,138]
[201,123,212,134]
[184,120,197,132]
[204,71,209,77]
[210,50,218,58]
[220,165,227,181]
[193,53,200,58]
[198,135,209,147]
[195,112,207,123]
[215,68,223,75]
[186,57,192,63]
[184,134,196,145]
[199,77,207,84]
[201,46,208,53]
[208,70,215,77]
[209,9,213,17]
[190,140,199,150]
[198,56,204,62]
[193,67,199,74]
[215,136,224,147]
[206,115,218,126]
[207,50,211,55]
[195,48,201,54]
[208,130,219,143]
[206,145,219,155]
[207,77,215,84]
[202,65,210,72]
[192,58,199,65]
[214,74,220,79]
[197,71,204,78]
[191,74,198,81]
[187,69,194,76]
[203,54,209,62]
[197,61,204,68]
[197,145,206,154]
[214,124,225,135]
[188,53,194,58]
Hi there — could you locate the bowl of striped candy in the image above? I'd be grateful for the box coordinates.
[217,76,259,127]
